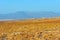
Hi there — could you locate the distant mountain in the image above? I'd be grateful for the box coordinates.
[0,11,60,19]
[0,11,31,19]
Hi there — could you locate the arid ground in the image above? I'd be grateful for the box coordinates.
[0,18,60,40]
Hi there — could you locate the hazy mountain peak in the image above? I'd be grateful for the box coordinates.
[0,11,60,19]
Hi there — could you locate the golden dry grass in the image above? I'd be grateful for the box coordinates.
[0,18,60,40]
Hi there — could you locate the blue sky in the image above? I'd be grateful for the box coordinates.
[0,0,60,14]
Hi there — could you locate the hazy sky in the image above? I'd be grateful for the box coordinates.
[0,0,60,14]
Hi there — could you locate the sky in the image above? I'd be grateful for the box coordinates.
[0,0,60,14]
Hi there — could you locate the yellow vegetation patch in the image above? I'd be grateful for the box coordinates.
[0,18,60,40]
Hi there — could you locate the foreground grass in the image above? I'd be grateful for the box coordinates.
[0,18,60,40]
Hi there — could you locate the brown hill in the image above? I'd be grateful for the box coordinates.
[0,18,60,40]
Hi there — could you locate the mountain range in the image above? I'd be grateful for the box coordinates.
[0,11,60,19]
